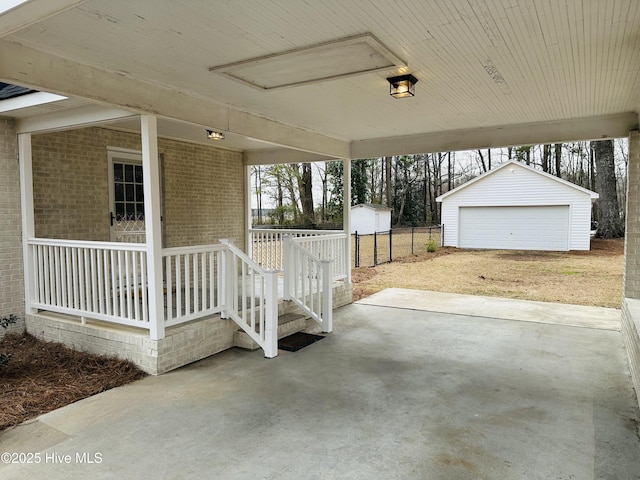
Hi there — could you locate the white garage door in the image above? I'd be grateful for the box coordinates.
[459,206,570,251]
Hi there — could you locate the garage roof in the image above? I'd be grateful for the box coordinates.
[436,161,599,202]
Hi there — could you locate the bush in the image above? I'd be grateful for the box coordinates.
[1,314,18,368]
[426,239,438,253]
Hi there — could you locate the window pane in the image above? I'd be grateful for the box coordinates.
[137,203,145,218]
[125,164,134,182]
[126,184,135,201]
[135,184,144,202]
[135,165,143,183]
[126,203,135,217]
[113,164,124,182]
[114,183,124,201]
[115,202,125,218]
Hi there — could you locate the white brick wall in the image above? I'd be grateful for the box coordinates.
[27,312,238,375]
[0,118,25,337]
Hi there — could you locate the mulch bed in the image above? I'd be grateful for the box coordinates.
[0,333,146,431]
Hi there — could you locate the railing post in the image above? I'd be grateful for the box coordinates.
[321,259,333,333]
[219,239,235,319]
[263,269,279,358]
[282,235,292,301]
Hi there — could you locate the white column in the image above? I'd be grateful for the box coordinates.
[343,158,352,283]
[19,133,36,314]
[244,163,252,256]
[141,115,165,340]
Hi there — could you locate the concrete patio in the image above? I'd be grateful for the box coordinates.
[1,289,639,479]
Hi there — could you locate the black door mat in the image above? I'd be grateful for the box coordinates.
[278,332,325,352]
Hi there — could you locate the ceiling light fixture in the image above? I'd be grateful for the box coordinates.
[206,129,225,140]
[387,74,418,98]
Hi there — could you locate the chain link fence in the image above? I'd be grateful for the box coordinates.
[352,226,442,268]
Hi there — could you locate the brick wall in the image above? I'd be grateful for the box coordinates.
[0,118,25,337]
[161,137,245,247]
[624,130,640,298]
[31,127,245,248]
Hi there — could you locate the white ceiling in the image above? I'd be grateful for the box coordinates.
[1,0,639,159]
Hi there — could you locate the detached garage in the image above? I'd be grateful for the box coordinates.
[436,161,598,251]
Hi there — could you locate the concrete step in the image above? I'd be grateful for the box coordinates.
[233,313,307,351]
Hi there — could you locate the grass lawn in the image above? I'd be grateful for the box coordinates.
[352,238,624,308]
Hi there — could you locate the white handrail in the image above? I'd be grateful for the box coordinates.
[220,239,278,358]
[282,236,333,333]
[290,233,348,281]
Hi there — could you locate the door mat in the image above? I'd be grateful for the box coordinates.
[278,332,325,352]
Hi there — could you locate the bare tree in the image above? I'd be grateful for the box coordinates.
[592,140,624,238]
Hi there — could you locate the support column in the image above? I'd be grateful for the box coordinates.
[18,132,35,316]
[624,129,640,298]
[141,115,165,340]
[622,127,640,409]
[244,163,252,255]
[343,158,352,283]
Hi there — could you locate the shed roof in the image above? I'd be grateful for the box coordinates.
[436,160,599,202]
[352,203,392,211]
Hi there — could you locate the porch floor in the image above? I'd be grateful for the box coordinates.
[2,289,639,479]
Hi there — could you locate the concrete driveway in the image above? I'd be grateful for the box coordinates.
[1,289,639,479]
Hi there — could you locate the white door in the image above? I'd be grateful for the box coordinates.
[458,206,570,251]
[108,149,146,243]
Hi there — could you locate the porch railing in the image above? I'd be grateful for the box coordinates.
[220,240,278,358]
[28,238,151,329]
[249,228,346,272]
[27,238,280,357]
[282,236,333,333]
[162,244,224,327]
[249,228,349,280]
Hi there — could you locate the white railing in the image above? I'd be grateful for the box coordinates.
[162,244,224,327]
[28,238,150,329]
[282,236,333,333]
[220,240,278,358]
[28,238,279,358]
[249,228,344,271]
[289,233,348,281]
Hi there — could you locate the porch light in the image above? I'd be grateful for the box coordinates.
[387,74,418,98]
[206,129,225,140]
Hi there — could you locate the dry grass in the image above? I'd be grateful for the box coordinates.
[353,238,624,308]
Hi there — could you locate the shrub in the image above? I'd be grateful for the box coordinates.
[1,314,18,368]
[426,239,438,253]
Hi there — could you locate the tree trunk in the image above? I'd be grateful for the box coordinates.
[592,140,624,238]
[385,156,392,207]
[477,149,487,172]
[554,143,562,177]
[542,144,550,173]
[299,163,314,225]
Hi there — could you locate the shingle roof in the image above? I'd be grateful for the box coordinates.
[0,82,37,100]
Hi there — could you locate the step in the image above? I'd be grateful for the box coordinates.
[233,313,307,351]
